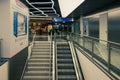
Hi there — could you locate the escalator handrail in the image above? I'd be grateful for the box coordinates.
[29,32,36,46]
[68,32,120,46]
[49,32,52,80]
[69,41,84,80]
[20,32,36,80]
[53,32,57,80]
[29,32,36,57]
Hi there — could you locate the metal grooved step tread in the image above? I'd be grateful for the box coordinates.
[23,41,52,80]
[57,43,77,80]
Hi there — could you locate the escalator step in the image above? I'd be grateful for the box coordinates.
[58,69,75,72]
[57,60,73,63]
[23,76,50,80]
[28,64,49,67]
[58,66,74,69]
[31,56,52,59]
[58,75,77,80]
[57,43,77,80]
[57,56,72,59]
[24,72,50,76]
[27,68,50,71]
[57,51,71,53]
[28,58,50,62]
[58,71,76,75]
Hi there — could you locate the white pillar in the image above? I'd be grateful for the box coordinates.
[99,13,108,44]
[71,23,74,33]
[80,16,84,37]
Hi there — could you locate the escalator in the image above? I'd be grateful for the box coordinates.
[22,34,83,80]
[57,42,77,80]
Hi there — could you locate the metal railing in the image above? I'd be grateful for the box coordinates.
[52,32,57,80]
[29,32,36,58]
[49,32,52,80]
[67,32,120,79]
[21,32,36,80]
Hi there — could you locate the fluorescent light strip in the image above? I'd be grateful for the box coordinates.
[31,2,52,4]
[33,7,52,9]
[34,14,44,16]
[32,11,41,12]
[32,11,42,14]
[30,15,50,18]
[30,12,34,15]
[42,10,55,12]
[46,13,56,14]
[26,0,48,17]
[26,0,59,17]
[51,0,59,17]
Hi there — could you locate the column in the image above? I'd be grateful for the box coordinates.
[99,13,108,44]
[71,23,74,33]
[80,16,84,37]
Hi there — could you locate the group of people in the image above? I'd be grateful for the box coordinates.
[29,23,64,35]
[29,23,48,35]
[47,24,63,35]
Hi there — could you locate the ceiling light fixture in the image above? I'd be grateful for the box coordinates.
[26,0,48,17]
[42,10,55,12]
[30,12,34,15]
[51,0,59,17]
[31,2,52,4]
[30,15,50,18]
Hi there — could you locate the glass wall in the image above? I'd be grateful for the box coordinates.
[73,20,80,34]
[84,16,99,38]
[108,9,120,75]
[108,9,120,43]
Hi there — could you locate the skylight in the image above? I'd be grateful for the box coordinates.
[58,0,85,17]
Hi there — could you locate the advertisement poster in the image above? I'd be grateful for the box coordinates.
[17,13,26,35]
[14,12,27,37]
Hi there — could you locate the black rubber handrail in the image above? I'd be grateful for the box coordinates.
[69,32,120,46]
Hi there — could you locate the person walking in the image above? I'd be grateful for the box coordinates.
[48,24,53,35]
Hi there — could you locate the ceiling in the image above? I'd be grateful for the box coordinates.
[68,0,120,19]
[20,0,120,20]
[20,0,61,18]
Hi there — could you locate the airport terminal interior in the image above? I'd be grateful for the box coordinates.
[0,0,120,80]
